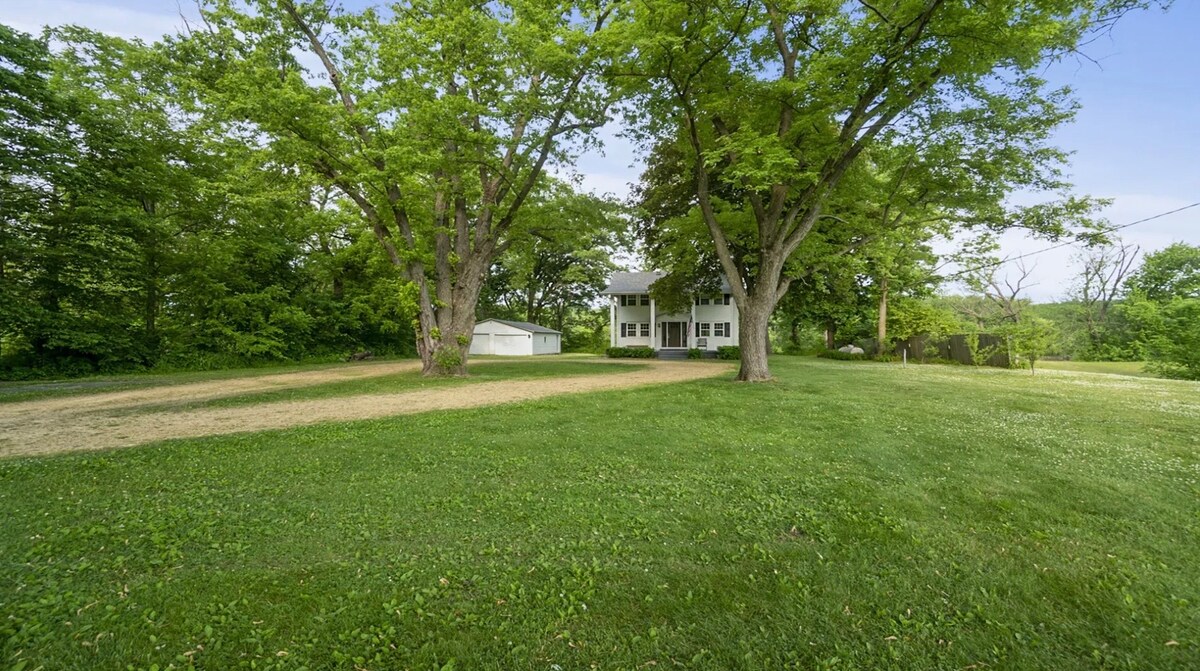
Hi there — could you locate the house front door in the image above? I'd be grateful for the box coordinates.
[660,321,688,348]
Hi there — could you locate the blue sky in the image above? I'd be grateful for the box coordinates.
[4,0,1196,301]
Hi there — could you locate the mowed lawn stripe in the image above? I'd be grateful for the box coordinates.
[0,360,725,457]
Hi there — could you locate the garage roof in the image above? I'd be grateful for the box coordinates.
[478,318,561,334]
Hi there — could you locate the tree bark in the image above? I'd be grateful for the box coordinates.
[876,276,889,355]
[416,253,488,377]
[735,297,773,381]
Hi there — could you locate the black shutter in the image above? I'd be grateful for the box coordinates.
[724,322,731,337]
[724,293,731,305]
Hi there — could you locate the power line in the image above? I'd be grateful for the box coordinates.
[944,200,1200,280]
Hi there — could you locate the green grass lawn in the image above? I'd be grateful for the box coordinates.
[1037,360,1156,378]
[2,357,1197,670]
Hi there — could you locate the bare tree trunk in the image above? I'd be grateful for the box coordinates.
[525,287,537,323]
[736,297,773,382]
[417,256,487,377]
[876,277,889,355]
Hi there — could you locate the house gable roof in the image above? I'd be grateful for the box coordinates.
[602,271,733,294]
[476,318,561,334]
[602,271,664,294]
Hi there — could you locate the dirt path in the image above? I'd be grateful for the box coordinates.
[0,359,426,415]
[0,361,729,458]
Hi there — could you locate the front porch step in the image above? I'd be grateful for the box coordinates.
[657,349,695,360]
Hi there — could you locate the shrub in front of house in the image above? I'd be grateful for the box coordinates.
[605,347,657,359]
[716,346,740,360]
[686,348,704,359]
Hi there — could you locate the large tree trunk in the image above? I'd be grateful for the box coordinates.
[735,295,773,382]
[414,253,488,377]
[417,302,474,376]
[876,276,889,355]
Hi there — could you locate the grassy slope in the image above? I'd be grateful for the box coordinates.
[1,358,1197,670]
[1037,360,1155,378]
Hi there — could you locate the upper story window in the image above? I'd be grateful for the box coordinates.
[695,294,731,305]
[620,294,650,307]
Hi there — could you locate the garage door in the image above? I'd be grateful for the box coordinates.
[532,333,559,355]
[469,333,491,355]
[493,334,528,355]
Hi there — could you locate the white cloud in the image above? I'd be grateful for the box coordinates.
[0,1,188,41]
[576,171,636,200]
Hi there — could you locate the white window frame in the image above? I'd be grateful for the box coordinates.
[698,322,711,337]
[639,323,650,337]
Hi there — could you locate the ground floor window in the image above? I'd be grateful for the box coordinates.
[714,322,731,337]
[621,323,650,337]
[697,322,711,337]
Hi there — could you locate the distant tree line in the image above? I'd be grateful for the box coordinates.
[0,24,623,379]
[0,26,419,378]
[755,234,1199,380]
[3,0,1175,382]
[1050,241,1199,379]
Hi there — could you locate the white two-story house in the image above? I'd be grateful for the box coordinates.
[602,271,740,354]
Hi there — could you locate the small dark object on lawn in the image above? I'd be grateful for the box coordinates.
[348,350,374,361]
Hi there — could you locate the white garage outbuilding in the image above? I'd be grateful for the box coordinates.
[469,319,562,356]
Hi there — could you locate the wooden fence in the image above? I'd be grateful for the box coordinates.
[867,334,1012,368]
